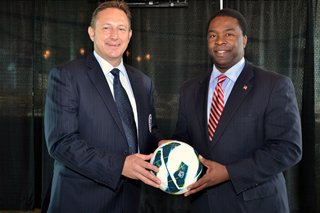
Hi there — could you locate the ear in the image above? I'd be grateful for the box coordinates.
[129,29,132,40]
[88,26,94,42]
[243,35,248,48]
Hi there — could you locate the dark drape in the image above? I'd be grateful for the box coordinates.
[300,0,316,212]
[0,0,319,212]
[0,1,36,209]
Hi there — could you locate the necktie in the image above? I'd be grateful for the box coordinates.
[111,68,138,154]
[208,74,227,141]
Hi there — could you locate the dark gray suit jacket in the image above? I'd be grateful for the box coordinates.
[173,61,302,213]
[44,53,161,213]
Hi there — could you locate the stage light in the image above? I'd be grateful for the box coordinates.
[43,50,51,59]
[79,48,85,55]
[145,53,151,61]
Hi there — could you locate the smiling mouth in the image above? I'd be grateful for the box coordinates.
[215,50,228,56]
[107,43,120,48]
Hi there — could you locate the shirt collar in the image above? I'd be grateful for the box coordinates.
[93,51,125,75]
[210,57,245,83]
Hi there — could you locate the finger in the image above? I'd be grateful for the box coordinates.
[134,160,161,181]
[139,174,161,188]
[136,153,153,161]
[145,171,161,184]
[184,183,207,197]
[158,140,172,146]
[146,163,159,173]
[187,181,199,190]
[199,155,209,167]
[136,168,161,186]
[187,177,205,191]
[184,174,209,195]
[136,157,159,172]
[185,176,208,196]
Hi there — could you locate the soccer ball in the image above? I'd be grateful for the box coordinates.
[150,141,203,195]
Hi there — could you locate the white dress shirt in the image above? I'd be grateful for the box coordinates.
[93,51,139,135]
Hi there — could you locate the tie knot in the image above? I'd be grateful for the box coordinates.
[218,74,227,83]
[111,68,120,77]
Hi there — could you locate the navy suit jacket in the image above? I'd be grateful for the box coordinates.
[44,53,161,213]
[173,61,302,213]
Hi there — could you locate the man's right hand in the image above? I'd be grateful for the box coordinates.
[122,153,161,188]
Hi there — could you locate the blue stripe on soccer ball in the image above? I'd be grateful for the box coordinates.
[166,172,180,193]
[174,161,188,187]
[151,141,203,195]
[162,142,181,165]
[195,150,203,178]
[152,150,162,175]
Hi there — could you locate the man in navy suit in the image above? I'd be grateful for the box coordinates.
[170,8,302,213]
[44,1,162,212]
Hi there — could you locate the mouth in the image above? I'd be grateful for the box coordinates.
[214,50,229,57]
[106,43,121,48]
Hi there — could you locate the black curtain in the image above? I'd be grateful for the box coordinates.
[0,0,319,212]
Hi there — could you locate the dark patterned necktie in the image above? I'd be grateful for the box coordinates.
[111,68,138,154]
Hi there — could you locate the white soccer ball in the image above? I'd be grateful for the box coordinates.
[150,141,203,195]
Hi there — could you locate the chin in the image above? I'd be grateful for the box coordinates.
[215,63,231,70]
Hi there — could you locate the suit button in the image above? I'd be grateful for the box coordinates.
[123,151,128,156]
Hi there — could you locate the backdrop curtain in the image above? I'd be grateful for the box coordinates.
[0,0,319,212]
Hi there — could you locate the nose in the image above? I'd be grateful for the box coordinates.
[215,35,226,45]
[110,28,119,39]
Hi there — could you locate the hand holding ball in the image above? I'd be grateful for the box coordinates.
[150,141,202,195]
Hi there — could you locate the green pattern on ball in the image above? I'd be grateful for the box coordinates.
[194,150,202,177]
[162,142,181,165]
[166,172,180,193]
[152,150,162,175]
[174,161,188,187]
[151,141,203,195]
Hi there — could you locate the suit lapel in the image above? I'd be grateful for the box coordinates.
[125,66,145,144]
[85,54,126,139]
[195,74,212,147]
[211,62,255,145]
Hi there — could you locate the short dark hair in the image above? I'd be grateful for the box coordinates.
[90,0,132,28]
[207,8,248,36]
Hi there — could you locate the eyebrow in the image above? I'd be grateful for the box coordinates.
[208,28,236,33]
[100,23,129,28]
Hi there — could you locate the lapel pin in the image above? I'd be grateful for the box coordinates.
[243,85,248,91]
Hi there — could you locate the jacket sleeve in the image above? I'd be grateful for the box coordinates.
[226,76,302,194]
[44,67,126,190]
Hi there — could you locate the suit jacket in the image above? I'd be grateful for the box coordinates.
[173,61,302,213]
[44,53,162,213]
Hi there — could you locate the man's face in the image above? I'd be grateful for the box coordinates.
[207,16,247,73]
[88,8,132,67]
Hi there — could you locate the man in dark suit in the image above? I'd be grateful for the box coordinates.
[44,1,162,212]
[171,8,302,213]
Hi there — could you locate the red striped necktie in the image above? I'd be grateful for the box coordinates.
[208,74,227,141]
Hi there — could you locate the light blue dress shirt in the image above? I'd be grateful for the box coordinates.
[207,58,245,123]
